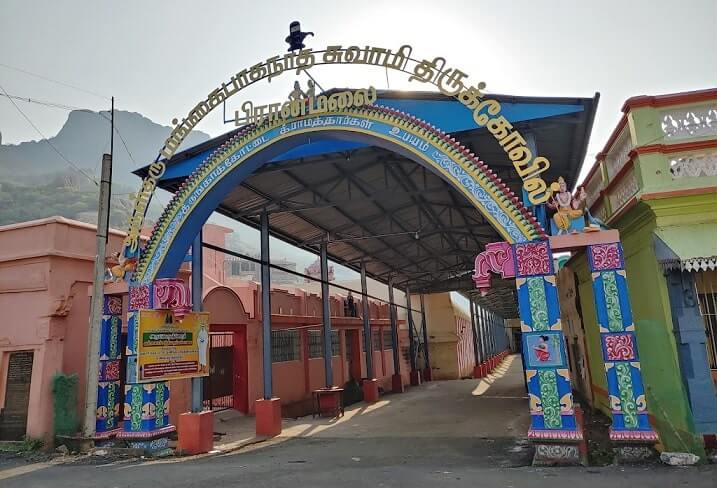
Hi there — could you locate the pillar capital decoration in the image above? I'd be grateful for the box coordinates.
[153,278,192,319]
[472,241,515,294]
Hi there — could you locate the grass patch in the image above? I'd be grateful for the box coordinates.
[0,437,44,454]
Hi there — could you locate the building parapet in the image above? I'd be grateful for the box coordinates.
[581,89,717,224]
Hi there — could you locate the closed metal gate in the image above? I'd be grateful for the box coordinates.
[203,332,234,410]
[0,351,34,440]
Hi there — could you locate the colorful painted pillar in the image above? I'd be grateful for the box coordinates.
[513,240,583,464]
[95,295,123,440]
[587,242,658,450]
[116,282,176,452]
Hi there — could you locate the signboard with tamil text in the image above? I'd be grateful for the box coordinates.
[136,310,210,382]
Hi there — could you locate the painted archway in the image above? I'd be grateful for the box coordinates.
[136,104,546,285]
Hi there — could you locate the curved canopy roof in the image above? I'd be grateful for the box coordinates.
[136,90,598,317]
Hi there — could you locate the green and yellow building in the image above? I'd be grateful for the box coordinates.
[563,89,717,456]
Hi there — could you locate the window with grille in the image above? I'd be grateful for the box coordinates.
[696,272,717,369]
[331,330,340,357]
[271,330,300,362]
[383,329,394,350]
[372,330,381,351]
[345,333,352,362]
[309,330,323,358]
[308,330,340,358]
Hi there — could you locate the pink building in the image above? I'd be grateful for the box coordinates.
[0,217,408,442]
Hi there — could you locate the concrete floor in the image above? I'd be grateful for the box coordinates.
[280,353,530,440]
[3,355,716,487]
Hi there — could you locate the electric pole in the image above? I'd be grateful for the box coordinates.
[83,97,114,438]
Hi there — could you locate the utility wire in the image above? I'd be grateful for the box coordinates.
[0,92,137,169]
[98,111,136,165]
[0,82,98,185]
[0,62,110,100]
[0,92,83,111]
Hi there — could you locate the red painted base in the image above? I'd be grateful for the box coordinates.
[362,378,379,403]
[410,370,422,386]
[473,365,483,378]
[177,410,214,455]
[423,368,433,381]
[391,373,405,393]
[255,398,282,437]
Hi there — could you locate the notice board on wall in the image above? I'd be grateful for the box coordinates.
[136,310,210,383]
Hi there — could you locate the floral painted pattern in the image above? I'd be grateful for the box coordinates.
[514,241,552,277]
[155,383,166,428]
[615,363,638,428]
[104,295,123,315]
[605,334,636,361]
[129,285,151,311]
[538,370,562,428]
[601,271,624,332]
[589,243,622,271]
[527,277,550,331]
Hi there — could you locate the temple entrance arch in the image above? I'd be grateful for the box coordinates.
[137,105,545,285]
[97,33,656,466]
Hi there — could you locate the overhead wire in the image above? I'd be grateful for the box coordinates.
[0,91,138,173]
[0,82,98,185]
[0,62,110,100]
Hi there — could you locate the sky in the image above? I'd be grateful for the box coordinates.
[0,0,715,308]
[1,0,715,172]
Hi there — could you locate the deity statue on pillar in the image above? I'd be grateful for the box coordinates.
[547,177,588,235]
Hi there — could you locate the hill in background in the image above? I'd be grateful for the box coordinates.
[0,109,210,227]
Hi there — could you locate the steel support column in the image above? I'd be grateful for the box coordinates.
[406,287,416,372]
[479,306,488,363]
[388,277,400,373]
[490,311,497,356]
[260,211,273,399]
[191,230,204,412]
[470,296,480,366]
[420,294,431,380]
[360,262,374,379]
[320,241,334,388]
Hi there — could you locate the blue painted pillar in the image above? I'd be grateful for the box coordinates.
[587,242,658,443]
[388,277,400,374]
[406,287,417,372]
[119,282,174,449]
[513,240,582,442]
[260,211,273,399]
[361,262,374,379]
[191,231,204,412]
[478,305,487,363]
[320,241,334,388]
[665,269,717,434]
[95,295,123,438]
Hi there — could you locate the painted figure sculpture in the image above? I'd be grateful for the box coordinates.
[547,177,587,235]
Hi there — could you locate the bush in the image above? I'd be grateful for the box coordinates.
[52,373,79,437]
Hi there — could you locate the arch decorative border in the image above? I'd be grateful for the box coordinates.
[136,105,546,284]
[123,44,561,255]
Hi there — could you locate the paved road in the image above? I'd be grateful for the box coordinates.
[3,356,715,486]
[5,436,716,488]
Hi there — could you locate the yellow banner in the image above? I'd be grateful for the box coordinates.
[136,310,210,382]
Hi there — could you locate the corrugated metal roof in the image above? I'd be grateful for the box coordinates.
[139,89,598,314]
